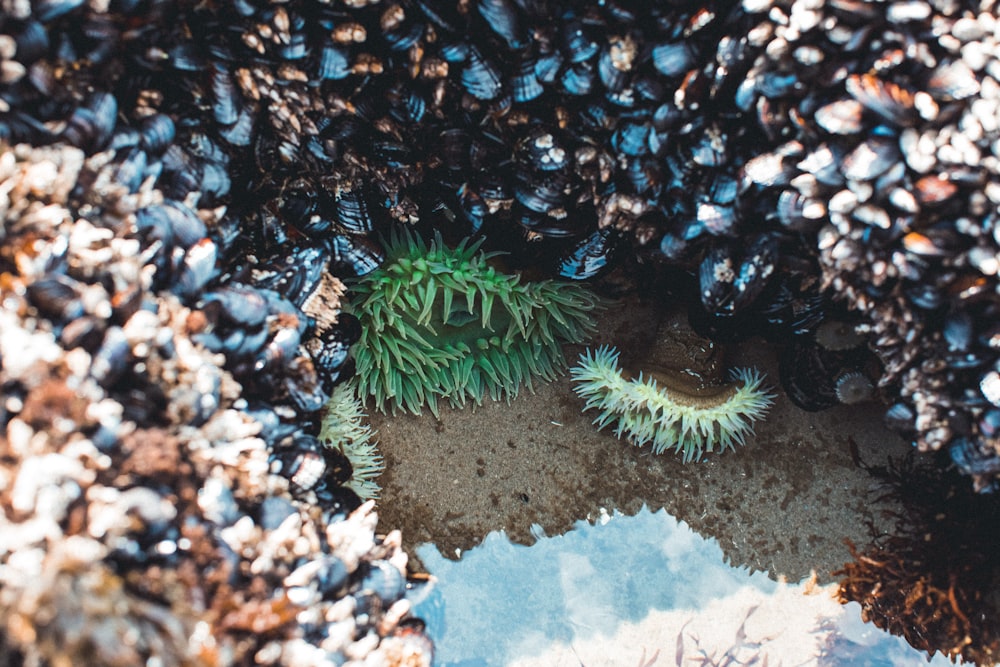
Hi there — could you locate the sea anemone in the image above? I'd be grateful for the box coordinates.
[570,345,775,463]
[834,370,875,405]
[319,382,384,500]
[350,229,602,415]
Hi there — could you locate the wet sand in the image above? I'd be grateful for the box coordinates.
[371,295,909,582]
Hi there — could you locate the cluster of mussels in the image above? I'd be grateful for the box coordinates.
[736,0,1000,491]
[0,0,436,661]
[2,0,1000,659]
[0,143,431,664]
[68,0,994,487]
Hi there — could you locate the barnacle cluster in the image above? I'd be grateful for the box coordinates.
[732,1,1000,493]
[3,0,1000,660]
[0,144,429,664]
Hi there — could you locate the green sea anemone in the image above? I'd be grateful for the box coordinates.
[350,229,602,415]
[319,382,384,500]
[570,345,774,463]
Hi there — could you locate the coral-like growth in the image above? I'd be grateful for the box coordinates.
[571,345,774,462]
[351,229,602,415]
[320,382,384,500]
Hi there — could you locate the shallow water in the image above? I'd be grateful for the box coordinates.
[411,507,956,666]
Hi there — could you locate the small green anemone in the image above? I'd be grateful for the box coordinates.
[319,382,384,500]
[350,228,602,415]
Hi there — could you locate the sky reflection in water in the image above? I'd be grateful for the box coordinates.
[413,507,957,666]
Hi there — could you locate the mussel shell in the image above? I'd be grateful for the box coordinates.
[561,62,596,95]
[510,59,544,102]
[943,310,974,352]
[439,41,470,63]
[90,326,131,388]
[271,433,352,495]
[756,279,827,337]
[414,0,463,32]
[651,42,695,78]
[439,128,473,170]
[383,16,424,51]
[597,47,629,92]
[622,156,662,194]
[328,234,384,277]
[779,340,841,411]
[335,190,378,235]
[814,99,865,135]
[62,92,117,151]
[455,184,488,233]
[282,354,330,414]
[562,19,599,63]
[556,228,618,280]
[926,61,981,101]
[950,437,1000,477]
[731,234,778,312]
[696,202,737,236]
[26,275,85,322]
[904,281,945,310]
[355,559,407,609]
[517,129,570,171]
[111,147,149,193]
[698,244,737,316]
[610,121,650,157]
[308,314,361,378]
[199,284,270,328]
[776,190,825,232]
[317,46,351,80]
[252,245,329,303]
[34,0,86,23]
[209,63,239,127]
[534,51,563,83]
[11,19,49,63]
[368,137,414,170]
[60,315,106,352]
[312,556,350,598]
[884,402,917,434]
[478,0,525,49]
[844,73,918,126]
[743,151,796,189]
[515,206,579,238]
[139,114,176,154]
[461,46,503,100]
[979,410,1000,439]
[176,238,219,297]
[514,171,571,214]
[842,135,900,182]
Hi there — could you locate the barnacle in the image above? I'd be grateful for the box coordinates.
[350,228,602,415]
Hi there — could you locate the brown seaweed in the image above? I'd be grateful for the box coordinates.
[835,452,1000,665]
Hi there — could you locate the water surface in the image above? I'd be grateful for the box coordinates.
[413,507,955,666]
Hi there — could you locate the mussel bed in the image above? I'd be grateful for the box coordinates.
[2,0,1000,663]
